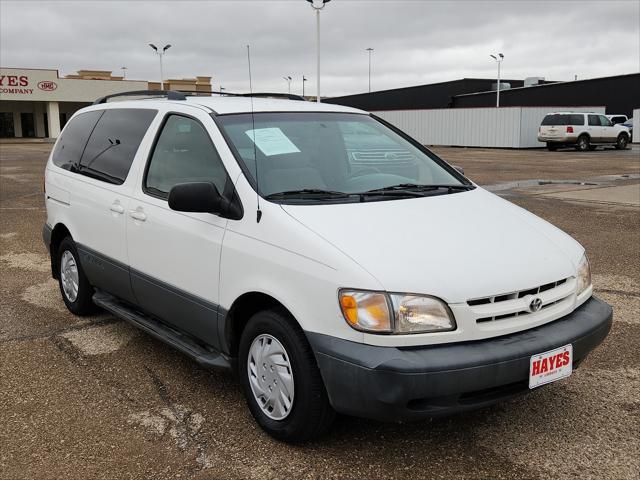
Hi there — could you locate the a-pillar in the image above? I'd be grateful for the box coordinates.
[46,101,61,138]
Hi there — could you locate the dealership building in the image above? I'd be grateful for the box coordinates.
[0,67,212,139]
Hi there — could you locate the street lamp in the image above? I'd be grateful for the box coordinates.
[302,75,308,97]
[149,43,171,87]
[490,53,504,107]
[283,76,292,94]
[306,0,332,103]
[366,47,374,93]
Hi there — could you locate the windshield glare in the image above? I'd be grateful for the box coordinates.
[217,112,463,200]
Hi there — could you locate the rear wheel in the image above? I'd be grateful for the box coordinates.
[575,135,590,151]
[239,309,335,443]
[615,134,629,150]
[57,237,97,315]
[546,142,558,151]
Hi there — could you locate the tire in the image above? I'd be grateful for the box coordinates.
[239,309,335,443]
[575,135,590,151]
[615,134,629,150]
[57,236,97,315]
[546,142,558,151]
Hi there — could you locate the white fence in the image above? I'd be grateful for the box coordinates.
[375,106,606,148]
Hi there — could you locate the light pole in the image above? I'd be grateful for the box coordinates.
[283,76,292,94]
[302,75,308,97]
[366,47,374,92]
[149,43,171,87]
[306,0,332,103]
[120,66,128,79]
[490,53,504,107]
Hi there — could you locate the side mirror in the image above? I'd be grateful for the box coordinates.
[453,165,465,175]
[168,182,224,215]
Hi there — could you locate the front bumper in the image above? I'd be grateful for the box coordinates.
[307,296,612,422]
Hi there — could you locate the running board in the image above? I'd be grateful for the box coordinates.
[93,290,231,370]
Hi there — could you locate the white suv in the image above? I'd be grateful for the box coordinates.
[538,112,631,151]
[43,91,612,442]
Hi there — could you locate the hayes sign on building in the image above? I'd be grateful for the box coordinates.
[0,68,147,102]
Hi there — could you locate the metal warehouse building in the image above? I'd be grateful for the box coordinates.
[326,73,639,148]
[0,67,212,139]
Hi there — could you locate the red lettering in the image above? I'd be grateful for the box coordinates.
[532,360,541,376]
[540,358,548,373]
[8,76,17,86]
[19,75,28,86]
[550,355,558,370]
[562,351,570,367]
[0,76,5,86]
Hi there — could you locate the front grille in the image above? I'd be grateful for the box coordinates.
[468,278,573,324]
[350,149,416,166]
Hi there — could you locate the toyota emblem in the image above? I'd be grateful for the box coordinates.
[529,297,543,312]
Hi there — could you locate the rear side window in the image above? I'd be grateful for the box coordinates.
[144,115,229,199]
[568,114,584,125]
[78,109,157,184]
[588,115,600,126]
[610,116,626,124]
[51,111,103,170]
[541,114,583,126]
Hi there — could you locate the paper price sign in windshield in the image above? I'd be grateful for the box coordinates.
[245,128,301,157]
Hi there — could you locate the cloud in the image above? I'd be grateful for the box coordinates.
[1,0,638,97]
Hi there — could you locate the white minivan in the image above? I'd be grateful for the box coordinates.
[43,91,612,442]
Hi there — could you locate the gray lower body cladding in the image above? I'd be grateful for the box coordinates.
[307,296,612,422]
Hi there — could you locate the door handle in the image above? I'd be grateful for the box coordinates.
[130,210,147,222]
[109,203,125,214]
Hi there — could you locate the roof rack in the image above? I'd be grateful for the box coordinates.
[93,90,187,105]
[176,90,308,102]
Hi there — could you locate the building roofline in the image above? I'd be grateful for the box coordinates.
[453,72,640,98]
[327,77,527,100]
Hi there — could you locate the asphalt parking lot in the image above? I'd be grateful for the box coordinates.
[1,142,639,480]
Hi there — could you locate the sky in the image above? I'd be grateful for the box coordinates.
[1,0,639,97]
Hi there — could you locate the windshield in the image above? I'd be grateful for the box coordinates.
[216,112,466,202]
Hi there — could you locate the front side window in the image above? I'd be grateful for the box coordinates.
[79,108,157,184]
[145,115,229,199]
[598,115,612,127]
[217,112,466,202]
[51,110,103,170]
[588,115,600,126]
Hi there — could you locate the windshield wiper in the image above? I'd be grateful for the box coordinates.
[264,189,353,200]
[360,183,474,196]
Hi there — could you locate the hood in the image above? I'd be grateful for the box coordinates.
[281,188,583,303]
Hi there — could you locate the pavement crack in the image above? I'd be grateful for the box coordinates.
[0,316,120,344]
[596,288,640,298]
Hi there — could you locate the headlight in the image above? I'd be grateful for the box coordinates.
[339,289,455,334]
[576,254,591,295]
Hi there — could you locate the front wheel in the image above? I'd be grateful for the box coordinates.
[57,237,97,315]
[239,309,335,443]
[575,135,590,151]
[615,134,629,150]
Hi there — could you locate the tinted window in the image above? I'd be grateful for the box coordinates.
[610,116,626,124]
[569,114,584,126]
[588,115,600,126]
[542,114,584,126]
[145,115,228,199]
[51,111,103,170]
[598,115,612,127]
[79,109,156,184]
